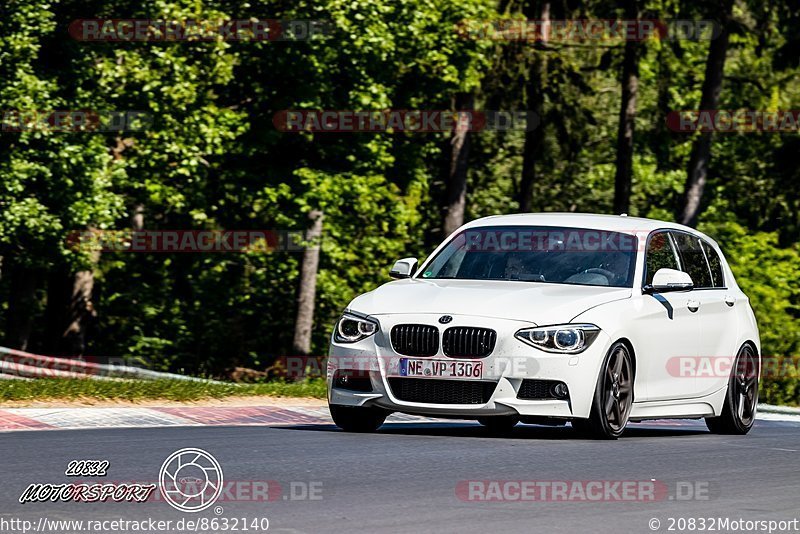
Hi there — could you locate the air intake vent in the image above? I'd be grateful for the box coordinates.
[391,324,439,357]
[442,327,497,358]
[517,379,569,400]
[388,378,497,404]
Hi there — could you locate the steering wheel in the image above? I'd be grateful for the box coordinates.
[585,267,617,283]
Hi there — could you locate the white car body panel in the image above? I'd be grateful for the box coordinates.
[327,213,761,424]
[349,279,632,325]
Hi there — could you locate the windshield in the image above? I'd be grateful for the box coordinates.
[419,225,637,288]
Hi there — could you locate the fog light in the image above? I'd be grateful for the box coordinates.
[552,382,569,399]
[333,370,373,392]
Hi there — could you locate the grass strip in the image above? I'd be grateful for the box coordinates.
[0,378,326,403]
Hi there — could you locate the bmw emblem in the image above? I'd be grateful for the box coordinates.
[438,315,453,324]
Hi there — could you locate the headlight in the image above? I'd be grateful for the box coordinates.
[515,324,600,354]
[334,312,379,343]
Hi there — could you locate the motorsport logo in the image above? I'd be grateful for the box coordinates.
[159,448,223,512]
[19,458,156,504]
[18,448,225,512]
[18,448,321,510]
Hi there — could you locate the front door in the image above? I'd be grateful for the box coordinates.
[635,231,700,401]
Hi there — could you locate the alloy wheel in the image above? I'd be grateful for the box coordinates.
[603,344,633,433]
[732,345,758,427]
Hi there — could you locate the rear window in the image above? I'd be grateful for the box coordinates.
[700,240,725,288]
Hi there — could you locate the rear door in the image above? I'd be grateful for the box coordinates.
[671,232,737,396]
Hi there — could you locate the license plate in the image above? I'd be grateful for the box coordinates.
[398,358,483,379]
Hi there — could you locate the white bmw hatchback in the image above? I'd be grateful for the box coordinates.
[327,213,760,439]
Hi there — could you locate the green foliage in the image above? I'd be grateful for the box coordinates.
[700,221,800,405]
[1,0,799,404]
[297,168,425,348]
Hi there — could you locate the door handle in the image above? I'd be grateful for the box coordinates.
[724,295,736,307]
[687,299,700,313]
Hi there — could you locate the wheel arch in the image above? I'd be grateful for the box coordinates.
[615,337,637,381]
[740,339,761,375]
[741,339,759,356]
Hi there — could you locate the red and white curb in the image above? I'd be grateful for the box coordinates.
[1,404,795,433]
[0,406,455,433]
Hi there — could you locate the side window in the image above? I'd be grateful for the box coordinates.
[671,232,713,288]
[645,232,679,285]
[700,240,725,288]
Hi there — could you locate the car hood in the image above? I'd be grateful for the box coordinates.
[347,278,631,325]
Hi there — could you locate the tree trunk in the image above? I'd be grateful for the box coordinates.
[42,267,70,355]
[613,0,640,215]
[5,265,38,351]
[292,210,324,356]
[132,203,145,231]
[654,43,673,171]
[677,0,733,227]
[441,92,475,237]
[519,1,550,213]
[61,249,100,356]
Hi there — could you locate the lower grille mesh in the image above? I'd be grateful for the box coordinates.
[388,378,496,404]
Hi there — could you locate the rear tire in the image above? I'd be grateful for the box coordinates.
[705,344,759,435]
[477,416,518,434]
[573,342,634,440]
[329,404,388,432]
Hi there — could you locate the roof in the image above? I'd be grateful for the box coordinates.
[462,212,702,237]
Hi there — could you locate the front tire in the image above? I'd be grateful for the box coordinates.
[329,404,388,432]
[705,344,759,435]
[573,342,634,440]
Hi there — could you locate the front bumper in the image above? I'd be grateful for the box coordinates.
[327,314,612,420]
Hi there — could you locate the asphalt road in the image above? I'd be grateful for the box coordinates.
[1,419,799,534]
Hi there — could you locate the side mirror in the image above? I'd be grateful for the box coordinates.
[644,268,694,293]
[389,257,418,279]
